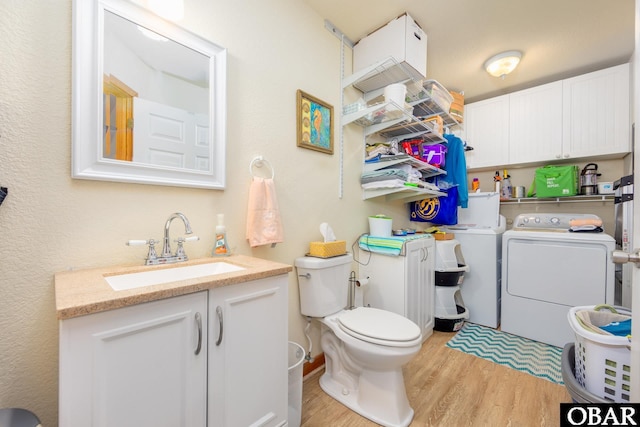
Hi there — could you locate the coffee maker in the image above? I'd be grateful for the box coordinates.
[580,163,600,195]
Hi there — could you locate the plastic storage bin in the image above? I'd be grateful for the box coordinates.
[434,239,469,331]
[288,342,305,427]
[568,305,632,402]
[422,80,453,113]
[434,239,469,285]
[353,13,427,81]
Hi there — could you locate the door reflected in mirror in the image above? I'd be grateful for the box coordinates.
[72,0,227,189]
[103,11,210,171]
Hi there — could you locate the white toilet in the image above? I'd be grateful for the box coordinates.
[295,253,422,427]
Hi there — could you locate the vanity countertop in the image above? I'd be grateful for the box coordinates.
[54,255,292,320]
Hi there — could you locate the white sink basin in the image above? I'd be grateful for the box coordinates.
[104,262,246,291]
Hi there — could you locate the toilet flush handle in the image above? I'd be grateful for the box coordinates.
[298,273,311,279]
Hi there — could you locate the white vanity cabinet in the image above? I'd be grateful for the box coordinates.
[208,275,288,427]
[359,236,435,341]
[59,291,208,427]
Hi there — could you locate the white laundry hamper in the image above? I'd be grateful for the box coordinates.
[568,305,632,402]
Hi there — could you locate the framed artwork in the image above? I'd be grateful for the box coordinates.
[296,90,334,154]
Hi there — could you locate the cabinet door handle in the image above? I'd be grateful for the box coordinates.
[215,306,224,346]
[194,312,203,355]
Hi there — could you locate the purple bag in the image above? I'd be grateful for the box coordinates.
[421,144,446,169]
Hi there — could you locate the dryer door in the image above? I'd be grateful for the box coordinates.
[504,236,612,306]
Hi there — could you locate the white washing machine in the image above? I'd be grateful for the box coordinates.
[501,213,615,348]
[442,192,506,328]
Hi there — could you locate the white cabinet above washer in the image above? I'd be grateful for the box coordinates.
[562,63,630,159]
[464,63,630,170]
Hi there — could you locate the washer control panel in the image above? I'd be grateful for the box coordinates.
[512,213,602,230]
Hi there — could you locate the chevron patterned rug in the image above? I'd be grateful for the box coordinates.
[446,322,563,384]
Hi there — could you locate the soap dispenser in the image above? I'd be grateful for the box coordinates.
[213,214,230,256]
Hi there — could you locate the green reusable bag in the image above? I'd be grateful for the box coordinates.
[527,165,579,198]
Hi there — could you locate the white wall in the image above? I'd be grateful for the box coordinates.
[0,1,409,425]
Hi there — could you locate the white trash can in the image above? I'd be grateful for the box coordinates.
[288,341,305,427]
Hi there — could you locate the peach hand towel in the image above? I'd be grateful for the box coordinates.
[246,177,284,248]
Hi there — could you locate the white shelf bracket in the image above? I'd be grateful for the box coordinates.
[324,20,354,48]
[328,20,354,199]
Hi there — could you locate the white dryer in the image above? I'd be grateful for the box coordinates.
[442,192,506,328]
[501,213,615,348]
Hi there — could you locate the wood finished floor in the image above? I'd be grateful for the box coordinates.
[300,329,571,427]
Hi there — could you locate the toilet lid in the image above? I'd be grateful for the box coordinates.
[337,307,421,347]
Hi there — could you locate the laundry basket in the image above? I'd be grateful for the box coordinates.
[567,305,632,402]
[288,342,305,427]
[0,408,42,427]
[561,343,607,403]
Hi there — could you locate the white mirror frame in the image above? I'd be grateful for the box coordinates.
[72,0,227,189]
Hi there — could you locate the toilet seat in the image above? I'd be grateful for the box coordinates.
[337,307,422,347]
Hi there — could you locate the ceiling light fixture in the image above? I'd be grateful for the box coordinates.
[484,50,522,79]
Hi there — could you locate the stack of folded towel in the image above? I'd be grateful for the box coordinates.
[361,164,436,191]
[361,168,408,189]
[569,217,603,232]
[358,234,428,256]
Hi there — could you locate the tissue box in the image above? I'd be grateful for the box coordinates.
[433,232,455,241]
[309,241,347,258]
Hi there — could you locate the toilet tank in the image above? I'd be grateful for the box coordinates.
[295,253,353,317]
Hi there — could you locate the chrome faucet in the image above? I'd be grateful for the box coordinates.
[127,212,199,265]
[161,212,193,258]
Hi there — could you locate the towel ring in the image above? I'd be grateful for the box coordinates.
[249,156,275,179]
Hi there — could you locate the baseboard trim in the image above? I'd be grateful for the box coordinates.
[303,352,325,377]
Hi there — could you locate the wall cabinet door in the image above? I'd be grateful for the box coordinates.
[562,63,630,159]
[59,292,208,427]
[463,94,510,169]
[508,81,563,164]
[464,64,630,170]
[208,276,288,427]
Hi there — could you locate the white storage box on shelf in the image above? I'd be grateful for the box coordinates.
[353,13,427,84]
[568,305,632,403]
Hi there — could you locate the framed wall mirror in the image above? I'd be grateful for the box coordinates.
[72,0,227,189]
